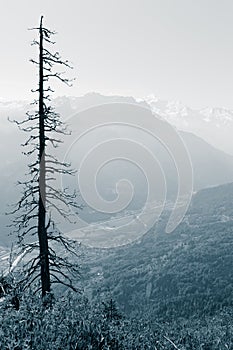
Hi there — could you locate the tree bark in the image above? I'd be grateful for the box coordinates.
[38,16,50,297]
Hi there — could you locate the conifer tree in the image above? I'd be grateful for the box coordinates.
[10,16,80,299]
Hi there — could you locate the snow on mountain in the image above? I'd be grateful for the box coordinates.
[200,107,233,125]
[0,98,29,111]
[144,95,233,156]
[1,93,233,155]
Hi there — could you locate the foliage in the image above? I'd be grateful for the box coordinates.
[0,291,232,349]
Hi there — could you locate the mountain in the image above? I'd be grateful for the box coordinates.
[82,182,233,320]
[1,181,232,320]
[0,93,233,245]
[144,95,233,156]
[27,94,233,193]
[2,93,233,155]
[1,93,233,247]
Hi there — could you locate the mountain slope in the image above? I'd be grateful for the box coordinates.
[145,95,233,156]
[1,94,233,247]
[83,182,233,320]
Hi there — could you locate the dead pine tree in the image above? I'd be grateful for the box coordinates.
[9,16,81,301]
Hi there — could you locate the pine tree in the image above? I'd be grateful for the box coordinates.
[10,16,80,300]
[102,298,122,321]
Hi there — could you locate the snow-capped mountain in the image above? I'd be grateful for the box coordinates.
[0,98,28,110]
[1,93,233,248]
[1,92,233,157]
[143,95,233,156]
[48,93,233,155]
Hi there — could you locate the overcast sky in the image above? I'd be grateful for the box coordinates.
[1,0,233,108]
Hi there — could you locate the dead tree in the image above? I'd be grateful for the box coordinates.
[9,16,80,299]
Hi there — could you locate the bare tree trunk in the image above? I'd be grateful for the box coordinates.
[10,16,80,298]
[38,16,50,297]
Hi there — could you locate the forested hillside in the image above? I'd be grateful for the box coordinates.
[83,183,233,321]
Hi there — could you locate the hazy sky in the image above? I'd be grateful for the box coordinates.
[1,0,233,108]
